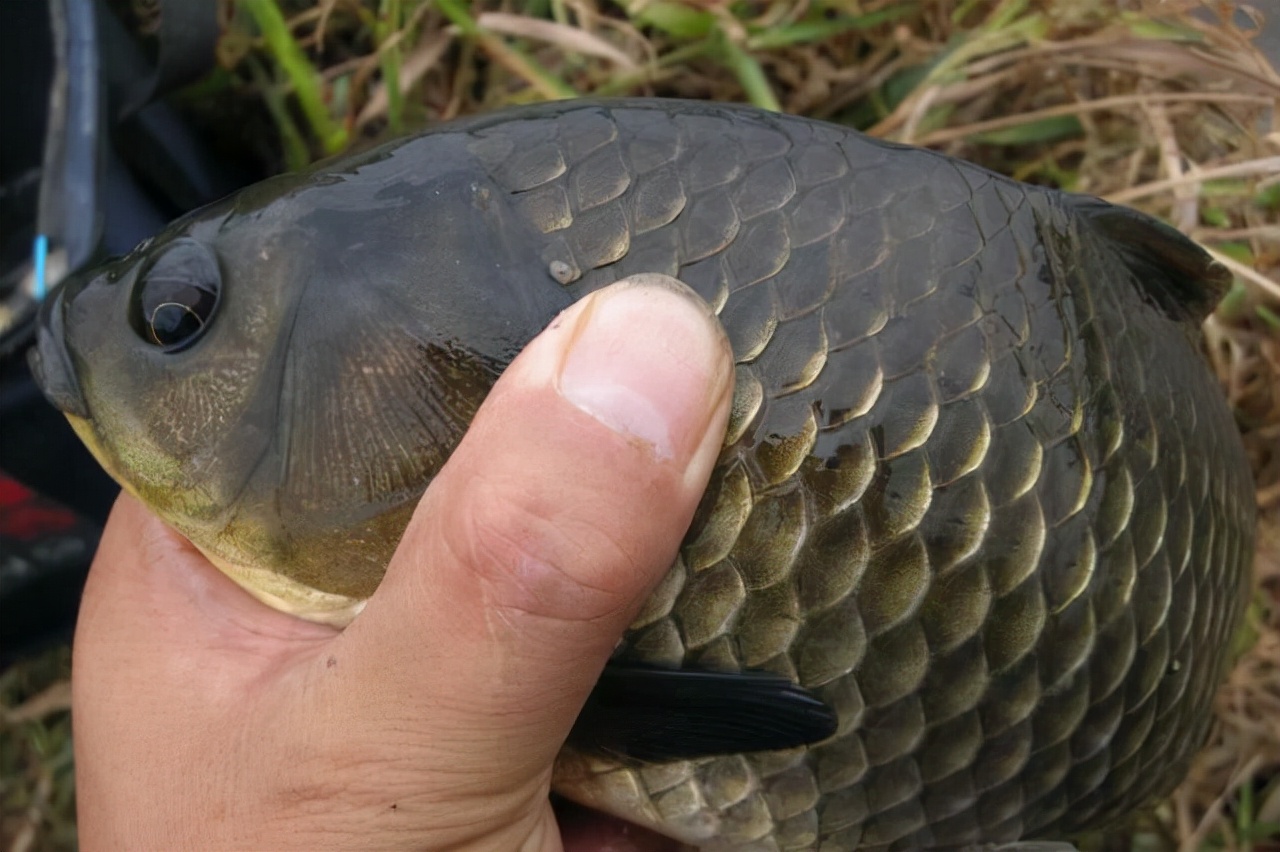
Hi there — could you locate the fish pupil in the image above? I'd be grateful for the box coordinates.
[148,291,211,346]
[142,282,217,347]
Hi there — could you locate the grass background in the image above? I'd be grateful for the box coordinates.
[3,1,1279,850]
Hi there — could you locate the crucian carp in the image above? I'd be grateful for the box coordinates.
[32,99,1255,851]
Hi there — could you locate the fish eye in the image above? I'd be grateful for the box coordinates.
[128,238,222,351]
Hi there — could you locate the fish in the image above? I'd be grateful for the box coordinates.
[30,98,1256,851]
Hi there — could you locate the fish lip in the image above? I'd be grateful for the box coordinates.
[28,288,90,420]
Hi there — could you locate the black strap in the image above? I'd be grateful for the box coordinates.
[120,0,219,117]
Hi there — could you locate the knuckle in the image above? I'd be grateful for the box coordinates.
[444,473,637,624]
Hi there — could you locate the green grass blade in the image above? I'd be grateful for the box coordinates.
[1120,12,1205,42]
[436,0,576,99]
[1215,241,1256,265]
[974,115,1083,145]
[632,1,715,39]
[239,0,348,155]
[1200,207,1230,228]
[434,0,480,35]
[1254,183,1280,211]
[377,0,405,134]
[746,6,917,50]
[1257,303,1280,331]
[718,34,780,112]
[591,41,713,97]
[246,55,311,171]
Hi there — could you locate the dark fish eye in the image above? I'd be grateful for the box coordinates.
[129,238,222,351]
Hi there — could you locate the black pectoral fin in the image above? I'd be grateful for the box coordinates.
[1070,196,1232,326]
[567,663,839,763]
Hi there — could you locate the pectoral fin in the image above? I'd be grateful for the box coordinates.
[568,663,838,762]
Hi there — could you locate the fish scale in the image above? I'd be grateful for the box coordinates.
[455,102,1253,849]
[33,99,1254,850]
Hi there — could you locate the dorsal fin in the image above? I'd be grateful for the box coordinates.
[1068,196,1232,326]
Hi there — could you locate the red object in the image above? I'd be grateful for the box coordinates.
[0,472,79,540]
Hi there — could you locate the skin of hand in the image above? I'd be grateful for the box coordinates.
[71,278,734,852]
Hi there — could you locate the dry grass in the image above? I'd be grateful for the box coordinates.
[1,648,73,852]
[3,0,1279,849]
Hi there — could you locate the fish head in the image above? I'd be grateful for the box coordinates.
[30,149,571,624]
[30,205,269,534]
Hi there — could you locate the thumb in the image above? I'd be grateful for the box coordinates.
[342,274,734,775]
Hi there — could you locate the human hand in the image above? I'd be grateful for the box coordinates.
[71,277,734,851]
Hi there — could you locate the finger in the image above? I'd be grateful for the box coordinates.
[341,275,734,771]
[78,492,335,650]
[72,494,333,764]
[71,493,340,846]
[75,493,334,684]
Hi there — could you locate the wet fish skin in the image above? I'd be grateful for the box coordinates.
[33,100,1255,850]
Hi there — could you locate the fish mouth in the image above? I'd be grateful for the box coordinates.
[28,288,90,420]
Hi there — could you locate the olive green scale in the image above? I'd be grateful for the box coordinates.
[447,103,1255,850]
[36,99,1256,851]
